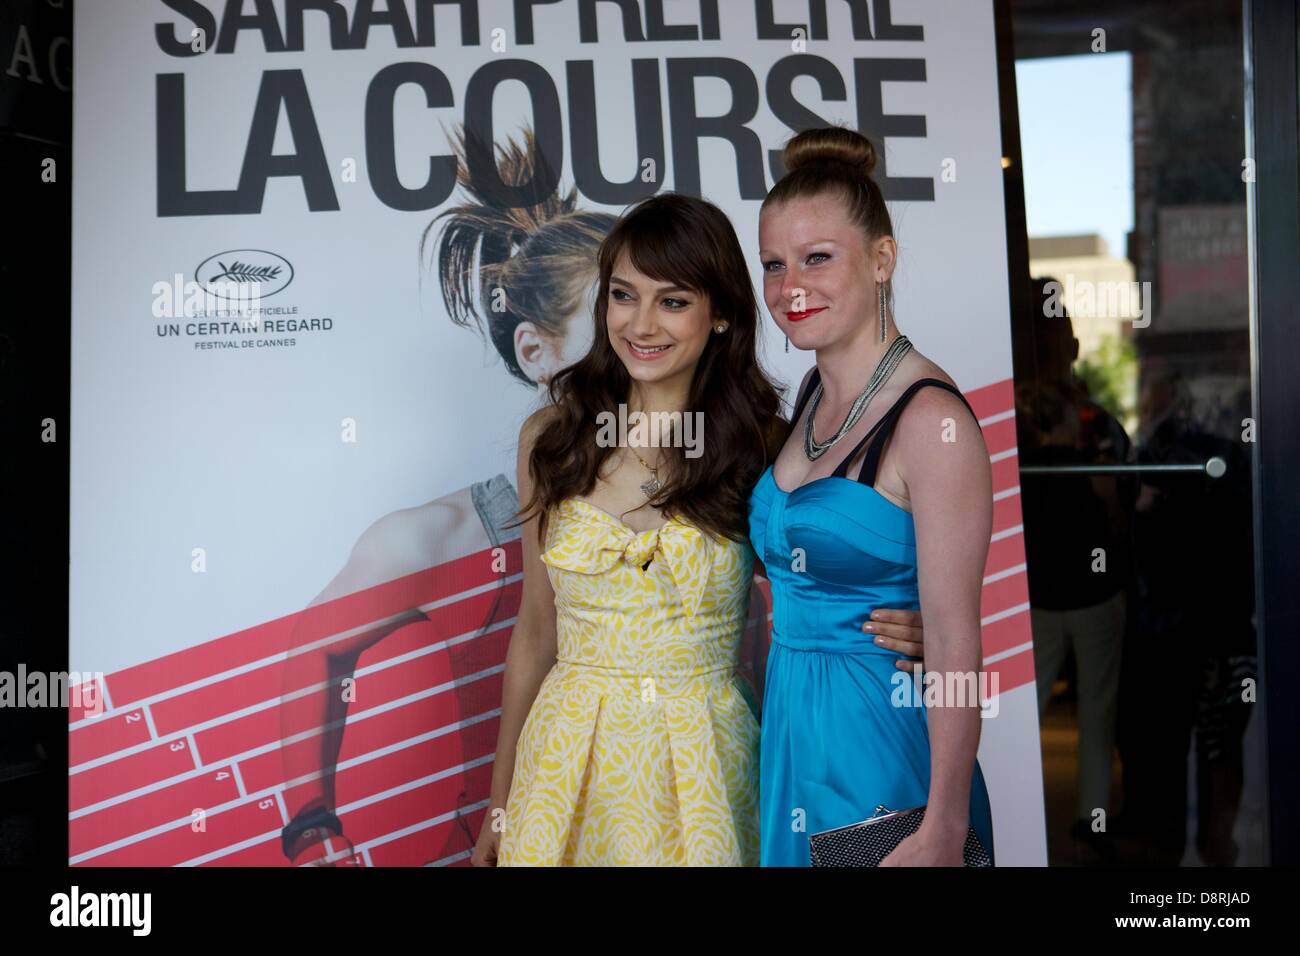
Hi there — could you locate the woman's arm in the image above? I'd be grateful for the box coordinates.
[885,388,992,864]
[473,408,560,865]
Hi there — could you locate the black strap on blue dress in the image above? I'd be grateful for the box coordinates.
[790,368,980,488]
[789,367,822,425]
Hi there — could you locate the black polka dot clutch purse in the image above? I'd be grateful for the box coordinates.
[808,805,993,867]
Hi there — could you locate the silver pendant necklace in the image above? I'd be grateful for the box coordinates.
[804,334,913,461]
[630,447,662,498]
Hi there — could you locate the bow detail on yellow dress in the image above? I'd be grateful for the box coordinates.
[541,499,715,620]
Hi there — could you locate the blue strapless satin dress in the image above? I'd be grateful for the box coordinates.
[748,466,995,866]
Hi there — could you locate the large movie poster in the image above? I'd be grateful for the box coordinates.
[69,0,1045,865]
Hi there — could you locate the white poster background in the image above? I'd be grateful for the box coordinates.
[71,0,1045,864]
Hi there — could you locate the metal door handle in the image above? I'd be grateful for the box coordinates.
[1017,457,1227,478]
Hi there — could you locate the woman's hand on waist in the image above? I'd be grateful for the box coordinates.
[861,607,926,670]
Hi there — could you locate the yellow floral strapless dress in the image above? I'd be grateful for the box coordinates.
[497,498,760,866]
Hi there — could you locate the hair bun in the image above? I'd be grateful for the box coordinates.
[782,126,877,178]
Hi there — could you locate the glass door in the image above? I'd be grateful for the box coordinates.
[998,0,1265,866]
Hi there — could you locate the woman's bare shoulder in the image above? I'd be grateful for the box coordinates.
[902,348,958,390]
[891,351,980,447]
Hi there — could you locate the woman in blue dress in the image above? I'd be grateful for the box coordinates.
[751,126,996,866]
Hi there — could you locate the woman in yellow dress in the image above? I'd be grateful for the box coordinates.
[472,191,926,866]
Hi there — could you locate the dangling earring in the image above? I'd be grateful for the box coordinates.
[785,335,790,353]
[878,280,888,343]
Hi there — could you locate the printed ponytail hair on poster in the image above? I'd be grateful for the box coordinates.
[422,124,615,383]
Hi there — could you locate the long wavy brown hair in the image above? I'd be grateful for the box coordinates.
[520,193,787,544]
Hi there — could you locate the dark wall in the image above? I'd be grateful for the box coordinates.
[0,0,71,865]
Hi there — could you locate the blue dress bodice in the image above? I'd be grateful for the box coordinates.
[748,373,996,866]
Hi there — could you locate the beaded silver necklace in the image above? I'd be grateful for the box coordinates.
[803,334,913,461]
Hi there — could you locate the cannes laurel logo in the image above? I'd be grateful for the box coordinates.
[152,249,294,318]
[50,887,151,936]
[195,248,295,299]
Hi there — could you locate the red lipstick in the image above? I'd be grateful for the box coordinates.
[785,307,826,322]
